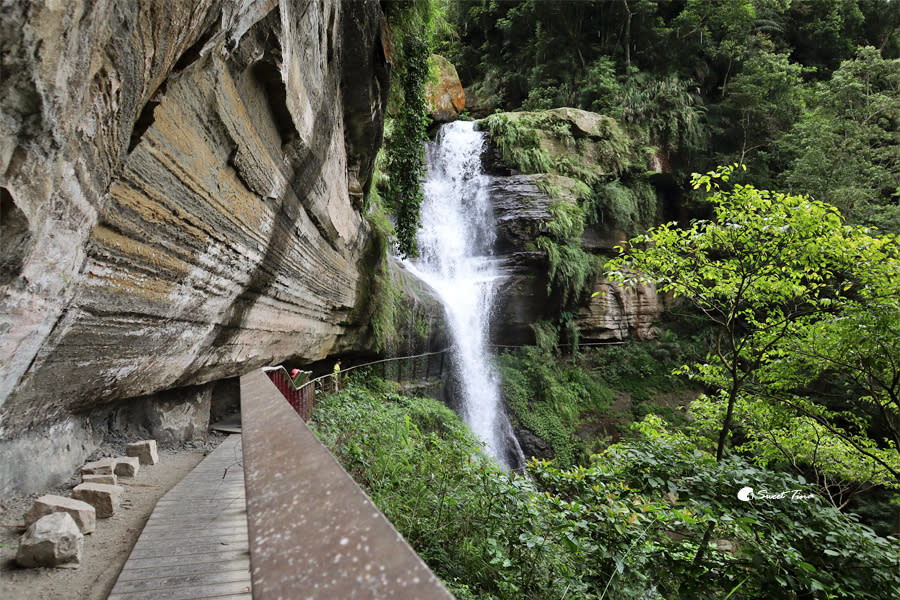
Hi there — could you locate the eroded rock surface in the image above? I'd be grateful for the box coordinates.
[486,161,662,344]
[0,0,392,495]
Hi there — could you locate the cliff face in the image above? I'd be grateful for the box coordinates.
[0,0,391,488]
[480,108,665,344]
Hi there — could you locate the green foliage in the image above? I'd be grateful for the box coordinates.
[534,431,900,599]
[383,2,440,258]
[311,377,588,599]
[584,179,659,233]
[607,165,900,491]
[313,375,900,599]
[720,47,807,164]
[589,335,700,410]
[779,46,900,231]
[621,74,707,153]
[535,237,597,306]
[498,346,615,467]
[578,56,623,114]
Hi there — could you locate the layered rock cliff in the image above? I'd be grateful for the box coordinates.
[0,0,394,493]
[481,109,666,345]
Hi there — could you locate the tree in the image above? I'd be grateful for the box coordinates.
[720,47,806,165]
[608,165,900,530]
[607,165,862,462]
[607,165,900,561]
[779,47,900,232]
[758,272,900,489]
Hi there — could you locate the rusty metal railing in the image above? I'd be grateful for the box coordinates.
[264,349,449,421]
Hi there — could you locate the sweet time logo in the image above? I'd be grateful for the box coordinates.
[737,487,816,502]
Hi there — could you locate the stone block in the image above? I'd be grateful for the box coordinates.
[81,457,116,475]
[82,473,117,485]
[126,440,159,465]
[16,513,84,568]
[24,495,96,534]
[72,483,124,518]
[114,456,140,477]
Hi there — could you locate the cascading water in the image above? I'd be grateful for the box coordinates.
[405,120,523,468]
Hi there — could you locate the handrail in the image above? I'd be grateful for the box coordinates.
[265,342,628,421]
[240,369,454,599]
[265,349,450,421]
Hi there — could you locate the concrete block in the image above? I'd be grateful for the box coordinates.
[16,513,83,567]
[114,456,140,477]
[82,473,117,485]
[81,457,116,475]
[24,495,96,534]
[72,483,124,518]
[126,440,159,465]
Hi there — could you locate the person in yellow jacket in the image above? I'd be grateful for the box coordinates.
[333,359,341,391]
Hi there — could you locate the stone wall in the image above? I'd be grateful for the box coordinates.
[0,0,391,495]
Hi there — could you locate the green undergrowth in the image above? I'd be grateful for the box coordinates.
[310,375,900,599]
[498,330,703,467]
[310,376,583,599]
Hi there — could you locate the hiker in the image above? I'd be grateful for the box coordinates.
[333,359,341,391]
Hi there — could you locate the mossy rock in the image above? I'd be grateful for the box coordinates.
[481,108,647,180]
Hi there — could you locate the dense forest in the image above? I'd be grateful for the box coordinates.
[319,1,900,598]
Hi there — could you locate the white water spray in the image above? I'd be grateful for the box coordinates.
[406,121,517,467]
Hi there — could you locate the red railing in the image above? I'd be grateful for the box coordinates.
[264,350,449,421]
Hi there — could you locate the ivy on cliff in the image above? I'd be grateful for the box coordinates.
[383,1,440,258]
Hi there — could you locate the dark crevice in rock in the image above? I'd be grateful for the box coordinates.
[127,83,165,153]
[172,24,217,75]
[326,1,336,65]
[251,60,296,146]
[128,21,217,155]
[0,187,31,286]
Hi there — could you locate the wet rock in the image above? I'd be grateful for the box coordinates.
[515,428,554,460]
[24,495,96,534]
[16,513,84,568]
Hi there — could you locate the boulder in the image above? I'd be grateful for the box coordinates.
[72,483,124,518]
[126,440,159,465]
[515,428,554,460]
[427,54,466,122]
[81,458,116,476]
[23,495,96,534]
[16,513,84,568]
[114,456,140,477]
[82,473,117,486]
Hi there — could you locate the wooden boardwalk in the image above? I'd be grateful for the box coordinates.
[108,434,251,600]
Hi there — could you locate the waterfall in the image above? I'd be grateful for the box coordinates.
[405,120,522,468]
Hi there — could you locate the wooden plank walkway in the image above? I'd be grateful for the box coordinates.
[108,434,251,600]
